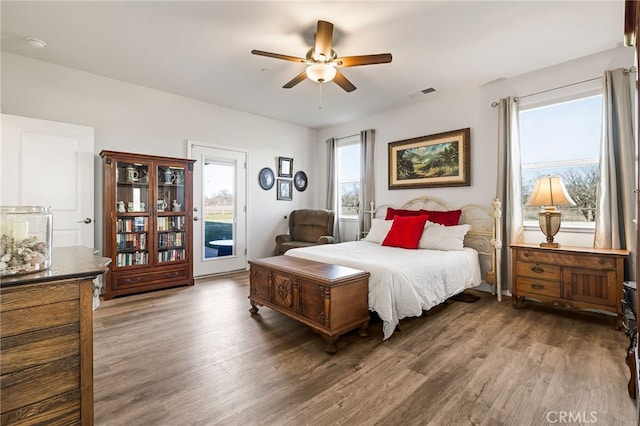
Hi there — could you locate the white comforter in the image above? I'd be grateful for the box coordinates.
[285,241,482,340]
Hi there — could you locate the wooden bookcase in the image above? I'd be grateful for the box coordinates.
[100,150,195,300]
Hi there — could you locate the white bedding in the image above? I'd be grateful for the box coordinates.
[285,240,482,340]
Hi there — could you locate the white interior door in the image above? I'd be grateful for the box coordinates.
[1,114,95,248]
[189,141,247,277]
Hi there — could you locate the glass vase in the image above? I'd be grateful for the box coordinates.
[0,206,53,276]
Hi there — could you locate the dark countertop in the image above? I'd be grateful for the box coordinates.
[0,246,111,288]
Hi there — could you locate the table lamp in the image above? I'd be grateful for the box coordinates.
[526,176,576,248]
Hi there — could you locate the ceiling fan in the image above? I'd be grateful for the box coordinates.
[251,20,392,92]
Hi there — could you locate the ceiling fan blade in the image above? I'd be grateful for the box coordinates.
[251,50,306,63]
[283,71,308,89]
[336,53,393,67]
[315,20,334,59]
[333,71,356,92]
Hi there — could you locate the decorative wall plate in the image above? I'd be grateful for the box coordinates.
[294,171,308,192]
[258,167,275,190]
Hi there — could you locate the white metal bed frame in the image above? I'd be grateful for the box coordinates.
[363,196,503,301]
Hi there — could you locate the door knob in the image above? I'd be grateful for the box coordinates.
[77,218,92,224]
[194,216,199,221]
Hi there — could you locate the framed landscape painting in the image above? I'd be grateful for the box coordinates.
[388,128,470,189]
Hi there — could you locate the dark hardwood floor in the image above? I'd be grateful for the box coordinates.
[93,272,637,425]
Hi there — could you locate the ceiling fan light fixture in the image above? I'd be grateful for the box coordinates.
[306,63,336,83]
[251,20,391,91]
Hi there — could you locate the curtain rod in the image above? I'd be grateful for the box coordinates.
[335,133,360,141]
[490,66,637,107]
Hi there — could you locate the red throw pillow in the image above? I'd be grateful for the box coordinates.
[419,209,462,226]
[384,207,429,220]
[382,215,429,249]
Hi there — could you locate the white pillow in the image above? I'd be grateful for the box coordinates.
[363,218,393,244]
[419,221,471,251]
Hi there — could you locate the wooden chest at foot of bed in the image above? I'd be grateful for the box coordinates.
[248,256,370,353]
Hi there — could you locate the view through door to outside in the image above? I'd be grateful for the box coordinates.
[204,160,234,259]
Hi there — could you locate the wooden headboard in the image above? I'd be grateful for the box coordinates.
[364,196,503,301]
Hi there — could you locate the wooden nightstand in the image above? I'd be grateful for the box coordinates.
[510,243,629,327]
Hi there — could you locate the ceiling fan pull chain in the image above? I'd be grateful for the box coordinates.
[318,82,323,110]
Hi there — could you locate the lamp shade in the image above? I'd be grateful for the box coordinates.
[526,176,576,207]
[306,64,336,83]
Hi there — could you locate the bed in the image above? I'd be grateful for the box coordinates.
[284,196,502,340]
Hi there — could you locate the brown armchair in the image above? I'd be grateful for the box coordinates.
[275,209,336,255]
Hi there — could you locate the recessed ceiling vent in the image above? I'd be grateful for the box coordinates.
[409,87,436,99]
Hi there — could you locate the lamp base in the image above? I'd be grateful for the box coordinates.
[538,209,562,249]
[540,241,560,248]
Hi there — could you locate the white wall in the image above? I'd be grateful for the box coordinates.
[315,46,635,246]
[1,52,318,260]
[2,46,635,259]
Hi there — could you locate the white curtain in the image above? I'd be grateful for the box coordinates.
[358,129,375,238]
[325,137,340,242]
[496,97,525,296]
[594,68,636,279]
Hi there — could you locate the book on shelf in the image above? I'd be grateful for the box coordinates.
[157,232,185,248]
[116,233,147,251]
[116,217,149,233]
[116,251,149,267]
[157,216,186,232]
[158,248,185,262]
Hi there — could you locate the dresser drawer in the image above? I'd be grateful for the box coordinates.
[563,254,617,270]
[515,261,561,281]
[515,277,561,298]
[517,249,616,270]
[112,266,189,290]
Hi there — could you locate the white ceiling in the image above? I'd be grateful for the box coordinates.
[1,1,626,130]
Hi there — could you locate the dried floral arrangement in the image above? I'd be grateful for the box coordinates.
[0,234,49,276]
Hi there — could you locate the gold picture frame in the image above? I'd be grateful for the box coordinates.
[388,128,470,189]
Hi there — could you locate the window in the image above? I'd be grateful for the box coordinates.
[519,92,602,229]
[337,138,361,218]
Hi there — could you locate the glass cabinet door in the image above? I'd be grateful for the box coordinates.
[156,164,187,263]
[114,160,150,267]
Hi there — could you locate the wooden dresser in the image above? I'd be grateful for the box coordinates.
[1,247,110,425]
[510,243,629,327]
[248,256,370,353]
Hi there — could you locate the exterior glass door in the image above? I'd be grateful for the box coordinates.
[189,142,246,277]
